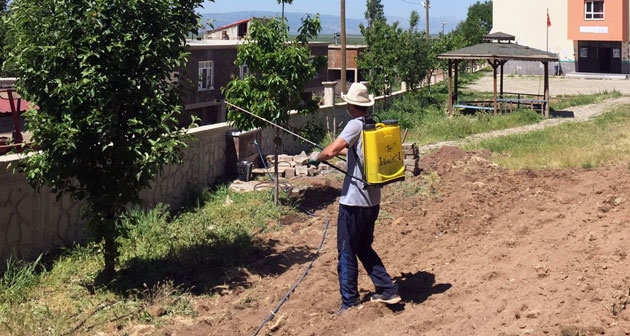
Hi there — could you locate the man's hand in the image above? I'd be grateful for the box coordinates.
[308,151,321,167]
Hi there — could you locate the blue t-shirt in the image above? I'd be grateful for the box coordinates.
[338,117,381,207]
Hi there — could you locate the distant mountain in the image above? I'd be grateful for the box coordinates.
[200,11,461,36]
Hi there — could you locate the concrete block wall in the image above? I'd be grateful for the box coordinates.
[0,92,402,265]
[0,157,84,261]
[0,123,232,262]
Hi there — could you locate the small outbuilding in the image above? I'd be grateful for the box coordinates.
[438,32,559,118]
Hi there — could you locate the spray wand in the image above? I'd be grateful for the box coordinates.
[225,101,369,186]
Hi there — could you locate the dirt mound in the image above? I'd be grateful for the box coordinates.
[128,147,630,336]
[418,145,492,176]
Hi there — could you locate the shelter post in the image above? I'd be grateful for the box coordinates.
[488,59,498,115]
[447,59,453,116]
[454,60,459,104]
[543,61,550,118]
[500,61,505,97]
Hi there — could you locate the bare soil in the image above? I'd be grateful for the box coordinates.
[121,77,630,336]
[146,151,630,336]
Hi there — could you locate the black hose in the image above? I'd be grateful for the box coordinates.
[253,139,274,181]
[251,218,330,336]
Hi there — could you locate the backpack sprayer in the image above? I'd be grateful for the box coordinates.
[225,101,404,186]
[360,116,406,185]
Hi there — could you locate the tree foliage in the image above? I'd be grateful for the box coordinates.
[426,33,456,83]
[358,0,492,96]
[276,0,294,24]
[365,0,385,28]
[5,0,205,280]
[0,0,8,75]
[452,0,493,47]
[359,8,432,95]
[224,15,325,204]
[223,15,325,131]
[358,20,401,97]
[397,10,430,91]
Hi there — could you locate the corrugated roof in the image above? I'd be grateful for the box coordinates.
[438,42,558,62]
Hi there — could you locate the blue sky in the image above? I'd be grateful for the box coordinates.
[200,0,482,21]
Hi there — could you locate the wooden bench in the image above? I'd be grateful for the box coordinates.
[496,98,547,113]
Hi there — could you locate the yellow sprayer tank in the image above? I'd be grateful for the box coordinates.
[362,120,405,186]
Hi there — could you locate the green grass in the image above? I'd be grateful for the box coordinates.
[370,72,623,148]
[550,90,622,111]
[465,104,630,169]
[375,85,545,146]
[0,186,296,335]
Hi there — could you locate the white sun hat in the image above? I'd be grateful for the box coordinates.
[341,82,375,107]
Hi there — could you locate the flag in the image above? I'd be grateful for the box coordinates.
[547,12,552,27]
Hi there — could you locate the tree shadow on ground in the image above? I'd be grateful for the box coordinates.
[550,109,575,118]
[381,271,452,313]
[95,236,316,296]
[294,184,340,214]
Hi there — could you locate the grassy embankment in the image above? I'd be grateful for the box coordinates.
[1,71,628,335]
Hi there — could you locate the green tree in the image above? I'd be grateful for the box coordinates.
[223,15,325,204]
[365,0,385,28]
[276,0,294,24]
[359,20,402,97]
[452,0,493,47]
[427,33,455,88]
[0,0,8,75]
[397,10,430,91]
[5,0,205,281]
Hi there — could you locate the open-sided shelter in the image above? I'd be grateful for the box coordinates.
[438,32,559,118]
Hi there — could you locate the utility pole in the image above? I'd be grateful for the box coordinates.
[341,0,347,94]
[424,0,431,88]
[424,0,430,41]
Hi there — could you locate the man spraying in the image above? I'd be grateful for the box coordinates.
[309,82,400,315]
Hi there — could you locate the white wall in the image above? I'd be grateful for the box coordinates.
[492,0,574,61]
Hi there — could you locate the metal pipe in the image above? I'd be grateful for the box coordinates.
[225,101,346,162]
[226,101,322,150]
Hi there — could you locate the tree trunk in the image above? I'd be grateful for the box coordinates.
[274,135,279,205]
[102,216,117,282]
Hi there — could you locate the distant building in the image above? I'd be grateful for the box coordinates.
[179,39,330,126]
[492,0,630,74]
[327,44,368,84]
[204,18,251,40]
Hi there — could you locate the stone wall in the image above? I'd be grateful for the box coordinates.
[0,103,353,264]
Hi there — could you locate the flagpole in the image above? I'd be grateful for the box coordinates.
[546,8,549,52]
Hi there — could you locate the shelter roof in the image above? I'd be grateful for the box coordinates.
[438,41,558,62]
[483,32,515,42]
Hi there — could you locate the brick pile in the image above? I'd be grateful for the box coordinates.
[251,143,420,180]
[403,142,420,176]
[251,151,330,179]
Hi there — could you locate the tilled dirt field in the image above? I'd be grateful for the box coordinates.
[114,76,630,336]
[135,147,630,336]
